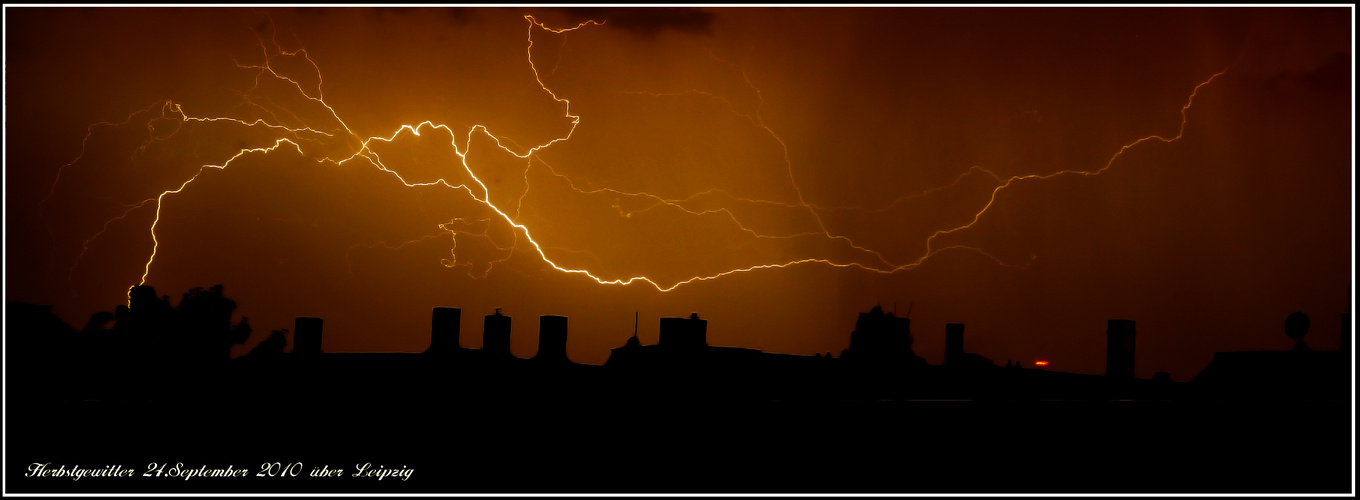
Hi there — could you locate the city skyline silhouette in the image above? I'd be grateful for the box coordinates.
[4,5,1352,496]
[5,287,1352,494]
[10,285,1351,402]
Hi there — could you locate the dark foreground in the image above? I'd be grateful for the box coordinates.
[6,397,1351,494]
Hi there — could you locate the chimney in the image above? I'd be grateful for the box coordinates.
[428,307,461,354]
[293,317,323,355]
[945,323,965,366]
[483,309,512,357]
[535,315,569,363]
[1105,319,1136,379]
[659,312,707,348]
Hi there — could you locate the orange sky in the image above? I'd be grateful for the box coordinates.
[5,6,1353,380]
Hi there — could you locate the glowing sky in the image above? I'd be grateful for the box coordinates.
[5,6,1352,380]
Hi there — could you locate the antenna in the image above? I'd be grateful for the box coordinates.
[906,302,914,319]
[633,311,639,339]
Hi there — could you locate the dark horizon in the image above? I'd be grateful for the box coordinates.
[8,287,1350,401]
[19,281,1354,375]
[4,290,1352,494]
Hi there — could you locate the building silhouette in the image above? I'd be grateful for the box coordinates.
[5,298,1350,403]
[1191,312,1349,400]
[6,298,1351,495]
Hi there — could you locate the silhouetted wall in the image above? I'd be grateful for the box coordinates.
[429,307,461,354]
[659,313,707,348]
[484,310,512,357]
[1106,319,1136,379]
[945,323,964,366]
[294,317,323,355]
[536,315,568,362]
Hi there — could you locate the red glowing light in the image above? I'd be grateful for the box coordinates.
[1034,360,1049,367]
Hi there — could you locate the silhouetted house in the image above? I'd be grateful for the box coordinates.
[1192,312,1349,400]
[606,313,761,371]
[604,313,828,400]
[840,306,926,369]
[1192,350,1348,400]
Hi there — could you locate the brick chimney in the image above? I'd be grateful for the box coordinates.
[428,307,460,354]
[535,315,569,362]
[483,309,512,357]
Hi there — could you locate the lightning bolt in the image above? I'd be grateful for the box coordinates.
[921,69,1229,260]
[48,14,1229,299]
[140,138,308,284]
[345,232,449,276]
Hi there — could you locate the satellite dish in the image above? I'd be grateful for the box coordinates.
[1285,312,1310,350]
[1285,312,1310,340]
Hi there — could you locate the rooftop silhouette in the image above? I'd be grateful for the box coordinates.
[5,287,1350,404]
[4,287,1352,494]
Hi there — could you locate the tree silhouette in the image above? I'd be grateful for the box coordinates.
[176,284,252,360]
[85,284,254,362]
[247,328,289,358]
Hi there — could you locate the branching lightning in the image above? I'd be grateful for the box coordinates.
[47,13,1229,298]
[921,69,1229,259]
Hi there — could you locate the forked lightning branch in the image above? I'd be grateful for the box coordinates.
[47,15,1228,295]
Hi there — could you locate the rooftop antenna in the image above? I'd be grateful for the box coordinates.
[633,311,639,339]
[906,302,914,319]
